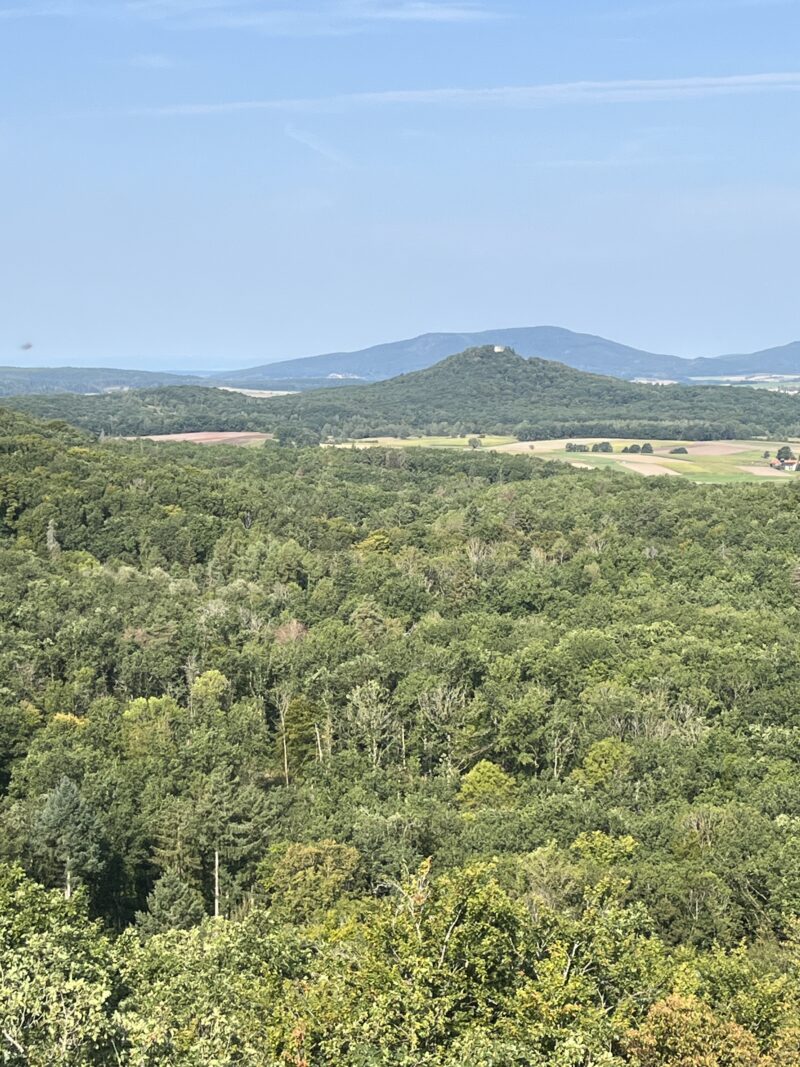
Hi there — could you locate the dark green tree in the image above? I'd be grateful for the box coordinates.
[33,777,103,900]
[135,869,206,937]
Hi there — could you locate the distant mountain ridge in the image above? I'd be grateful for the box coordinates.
[251,345,800,441]
[701,341,800,378]
[214,327,685,384]
[6,345,800,440]
[215,327,800,385]
[5,328,800,397]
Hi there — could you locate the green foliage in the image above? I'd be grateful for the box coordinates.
[257,839,361,923]
[33,776,103,899]
[118,913,310,1066]
[0,410,800,1060]
[136,870,207,937]
[7,346,800,442]
[0,864,120,1065]
[458,760,518,809]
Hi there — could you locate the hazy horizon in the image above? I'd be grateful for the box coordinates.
[5,322,800,375]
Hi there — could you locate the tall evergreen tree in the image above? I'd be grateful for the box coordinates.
[135,869,206,937]
[34,777,103,900]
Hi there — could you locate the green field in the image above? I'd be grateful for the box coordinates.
[347,435,800,483]
[344,434,518,450]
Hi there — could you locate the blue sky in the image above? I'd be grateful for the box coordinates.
[2,0,800,370]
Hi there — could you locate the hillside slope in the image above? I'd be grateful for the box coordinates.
[0,386,279,437]
[689,340,800,378]
[217,327,800,384]
[6,330,800,397]
[215,326,687,384]
[256,346,800,441]
[9,346,800,442]
[0,406,88,446]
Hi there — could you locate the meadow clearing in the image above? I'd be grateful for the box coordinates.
[346,436,800,483]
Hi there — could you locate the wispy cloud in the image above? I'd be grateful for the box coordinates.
[349,1,493,21]
[285,123,352,167]
[0,0,497,30]
[605,0,800,18]
[137,72,800,117]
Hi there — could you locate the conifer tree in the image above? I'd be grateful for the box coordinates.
[34,776,102,899]
[136,869,206,937]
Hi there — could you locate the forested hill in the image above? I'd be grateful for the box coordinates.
[6,345,800,441]
[6,413,800,1061]
[261,345,800,440]
[246,345,800,441]
[0,385,277,437]
[0,406,87,446]
[213,326,800,383]
[216,324,682,383]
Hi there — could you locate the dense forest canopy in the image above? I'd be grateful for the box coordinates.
[4,408,800,1063]
[0,385,281,436]
[6,346,800,443]
[258,346,800,441]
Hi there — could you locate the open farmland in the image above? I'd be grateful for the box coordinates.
[341,434,518,450]
[130,431,274,446]
[345,435,800,483]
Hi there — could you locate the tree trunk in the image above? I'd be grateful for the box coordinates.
[64,862,72,901]
[277,695,290,785]
[214,849,220,918]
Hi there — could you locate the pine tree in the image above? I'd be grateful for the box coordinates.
[191,771,266,918]
[135,870,206,937]
[34,776,103,899]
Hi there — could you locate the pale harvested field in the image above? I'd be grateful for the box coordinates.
[620,461,680,476]
[491,440,544,454]
[133,431,273,446]
[497,438,800,483]
[339,435,518,450]
[684,442,755,456]
[220,387,298,398]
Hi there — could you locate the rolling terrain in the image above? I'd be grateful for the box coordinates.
[236,345,800,442]
[7,406,800,1063]
[219,326,800,385]
[6,328,800,397]
[7,345,800,443]
[0,386,279,437]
